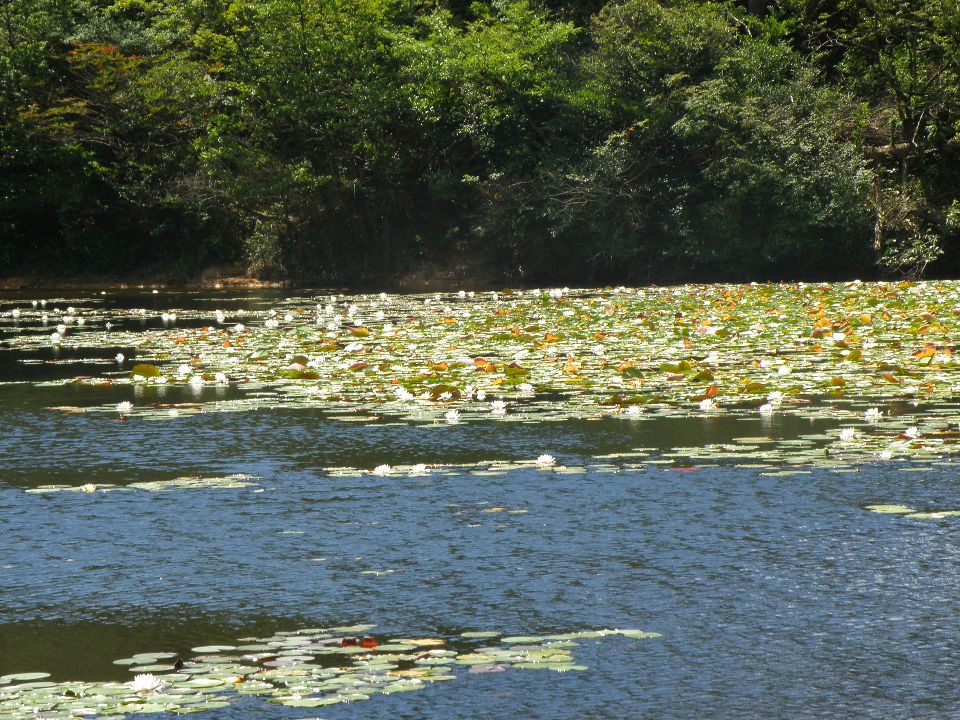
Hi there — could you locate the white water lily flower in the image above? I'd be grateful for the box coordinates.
[758,403,774,415]
[438,391,453,401]
[839,427,857,442]
[372,464,393,476]
[10,308,20,318]
[264,318,279,329]
[189,375,205,387]
[625,405,642,416]
[879,450,893,460]
[699,398,718,412]
[214,372,229,384]
[518,383,534,394]
[56,323,67,335]
[766,391,784,406]
[215,310,226,324]
[705,351,720,364]
[864,407,882,422]
[409,463,428,474]
[129,674,163,694]
[444,409,461,423]
[832,332,846,342]
[284,313,294,322]
[233,323,245,332]
[475,390,487,401]
[904,426,919,438]
[536,454,556,467]
[115,353,125,363]
[116,401,133,414]
[490,400,507,414]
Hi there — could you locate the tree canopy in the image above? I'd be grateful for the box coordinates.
[2,0,958,283]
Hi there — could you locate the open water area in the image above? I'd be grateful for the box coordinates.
[2,287,960,719]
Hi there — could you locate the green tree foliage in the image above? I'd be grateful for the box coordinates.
[670,41,874,278]
[1,0,958,282]
[782,0,960,274]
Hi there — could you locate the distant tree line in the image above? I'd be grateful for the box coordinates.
[1,0,958,283]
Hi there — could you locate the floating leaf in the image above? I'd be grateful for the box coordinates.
[864,504,915,514]
[130,363,162,378]
[0,673,50,683]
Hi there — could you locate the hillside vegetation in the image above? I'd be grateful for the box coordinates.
[2,0,958,283]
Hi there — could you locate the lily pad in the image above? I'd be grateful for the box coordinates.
[0,673,51,683]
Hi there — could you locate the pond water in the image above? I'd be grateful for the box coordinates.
[2,286,960,718]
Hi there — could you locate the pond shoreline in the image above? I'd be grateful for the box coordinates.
[0,274,287,292]
[0,260,517,293]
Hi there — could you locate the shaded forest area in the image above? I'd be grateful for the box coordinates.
[1,0,959,284]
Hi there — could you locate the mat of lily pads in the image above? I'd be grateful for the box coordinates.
[4,281,960,468]
[0,626,659,718]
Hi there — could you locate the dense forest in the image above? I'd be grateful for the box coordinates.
[1,0,958,284]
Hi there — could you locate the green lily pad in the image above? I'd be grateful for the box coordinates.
[130,363,162,378]
[0,673,51,683]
